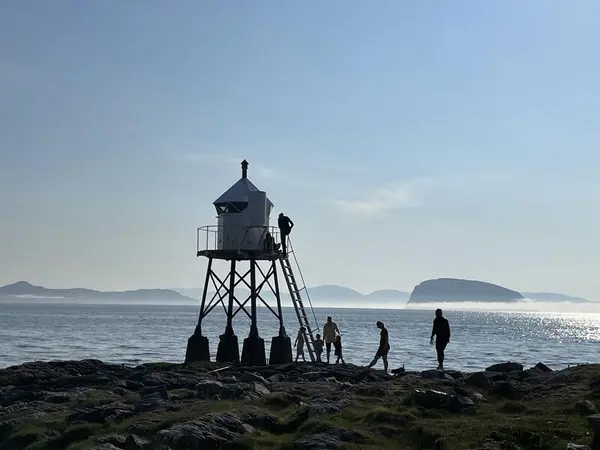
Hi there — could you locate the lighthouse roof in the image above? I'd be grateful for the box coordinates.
[213,160,274,208]
[213,177,267,204]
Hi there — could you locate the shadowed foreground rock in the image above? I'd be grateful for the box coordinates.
[0,359,599,449]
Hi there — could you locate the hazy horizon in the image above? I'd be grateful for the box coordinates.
[4,295,600,316]
[2,2,600,299]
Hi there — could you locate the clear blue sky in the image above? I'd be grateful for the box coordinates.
[1,1,600,299]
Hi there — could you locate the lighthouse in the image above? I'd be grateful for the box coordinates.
[185,160,319,366]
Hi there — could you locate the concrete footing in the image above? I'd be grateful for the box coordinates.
[217,332,240,363]
[269,335,293,365]
[241,335,266,366]
[185,334,210,363]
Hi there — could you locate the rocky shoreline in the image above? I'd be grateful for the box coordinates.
[1,359,600,449]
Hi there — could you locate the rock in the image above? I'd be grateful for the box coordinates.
[68,403,133,423]
[301,400,347,418]
[97,433,127,447]
[157,412,254,449]
[412,389,451,409]
[302,371,325,382]
[472,392,487,403]
[485,362,524,373]
[250,382,271,397]
[0,388,44,407]
[196,380,224,399]
[476,439,517,450]
[566,444,591,450]
[354,383,388,397]
[453,386,470,397]
[366,410,417,425]
[268,374,286,383]
[445,370,465,380]
[466,372,491,389]
[240,372,269,385]
[450,395,476,414]
[139,385,169,400]
[293,427,367,449]
[219,383,249,400]
[135,391,168,413]
[576,400,597,415]
[533,362,553,373]
[265,391,301,407]
[243,412,280,432]
[421,370,448,380]
[490,381,521,400]
[124,434,151,450]
[587,414,600,435]
[125,380,145,390]
[90,445,124,450]
[391,367,405,375]
[217,376,238,384]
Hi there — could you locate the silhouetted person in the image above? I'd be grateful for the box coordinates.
[278,212,294,256]
[368,321,390,372]
[314,333,324,362]
[430,309,451,370]
[263,232,280,253]
[334,334,345,364]
[294,326,306,362]
[322,316,340,363]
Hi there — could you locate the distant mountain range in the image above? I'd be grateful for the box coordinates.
[0,281,194,303]
[174,285,411,304]
[521,292,590,303]
[0,280,592,305]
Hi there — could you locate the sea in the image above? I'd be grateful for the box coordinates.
[1,302,599,371]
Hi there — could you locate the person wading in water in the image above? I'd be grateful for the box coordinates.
[367,321,390,372]
[430,309,451,370]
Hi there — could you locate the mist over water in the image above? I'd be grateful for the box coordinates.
[1,301,600,371]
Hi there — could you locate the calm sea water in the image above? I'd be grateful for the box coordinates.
[1,302,599,371]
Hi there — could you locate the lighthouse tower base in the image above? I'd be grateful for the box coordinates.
[269,335,293,364]
[185,334,210,363]
[217,330,240,363]
[241,334,266,366]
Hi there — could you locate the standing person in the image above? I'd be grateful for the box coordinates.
[430,309,451,370]
[277,213,294,256]
[294,327,306,362]
[322,316,340,364]
[367,321,390,372]
[314,333,324,362]
[334,335,345,364]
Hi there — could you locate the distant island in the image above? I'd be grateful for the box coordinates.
[408,278,525,304]
[0,281,195,303]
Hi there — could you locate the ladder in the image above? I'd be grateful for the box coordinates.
[278,240,319,362]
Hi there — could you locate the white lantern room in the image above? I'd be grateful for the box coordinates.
[213,160,274,252]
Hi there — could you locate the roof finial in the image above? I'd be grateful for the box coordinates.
[241,159,248,179]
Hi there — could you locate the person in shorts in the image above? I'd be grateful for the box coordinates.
[367,321,390,372]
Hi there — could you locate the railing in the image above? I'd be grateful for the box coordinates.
[196,225,284,255]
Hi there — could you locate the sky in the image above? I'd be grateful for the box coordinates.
[1,1,600,299]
